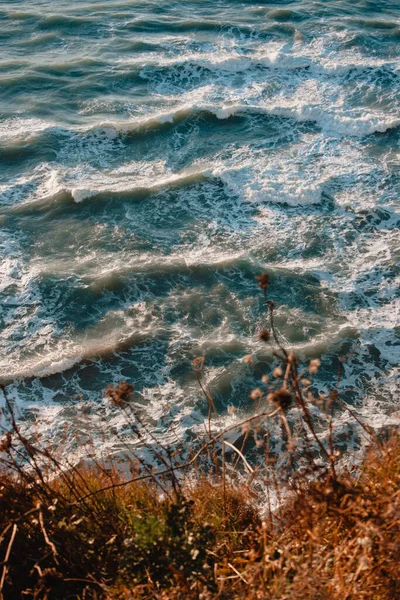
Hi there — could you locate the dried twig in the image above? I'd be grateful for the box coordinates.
[0,523,17,597]
[223,440,254,475]
[37,504,58,565]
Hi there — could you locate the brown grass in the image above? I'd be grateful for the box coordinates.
[0,432,398,599]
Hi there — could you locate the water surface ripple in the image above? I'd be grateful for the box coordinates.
[0,0,399,459]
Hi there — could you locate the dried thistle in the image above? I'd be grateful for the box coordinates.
[255,272,270,290]
[250,388,263,401]
[192,357,205,372]
[268,389,293,411]
[258,329,271,342]
[309,358,321,374]
[105,381,134,406]
[0,431,12,452]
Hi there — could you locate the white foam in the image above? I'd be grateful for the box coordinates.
[95,100,400,139]
[30,355,83,378]
[71,188,98,202]
[0,117,53,142]
[0,301,163,381]
[273,105,400,137]
[135,36,394,76]
[0,165,66,208]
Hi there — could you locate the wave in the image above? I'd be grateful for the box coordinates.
[0,319,165,383]
[6,168,209,212]
[18,32,57,47]
[0,117,71,145]
[350,17,399,30]
[38,13,96,29]
[137,48,400,79]
[1,101,399,153]
[35,251,247,282]
[0,319,360,383]
[65,102,400,139]
[70,168,208,202]
[102,103,400,137]
[0,131,385,213]
[267,8,306,21]
[4,163,325,212]
[137,51,312,73]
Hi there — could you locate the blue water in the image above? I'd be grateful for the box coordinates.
[0,0,399,458]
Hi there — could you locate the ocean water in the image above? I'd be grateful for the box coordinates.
[0,0,399,462]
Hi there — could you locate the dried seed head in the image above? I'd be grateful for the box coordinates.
[192,357,205,372]
[105,381,134,406]
[243,354,253,364]
[268,389,292,411]
[261,375,269,384]
[309,358,321,374]
[250,388,263,401]
[273,366,283,378]
[258,329,271,342]
[0,432,12,452]
[255,272,270,290]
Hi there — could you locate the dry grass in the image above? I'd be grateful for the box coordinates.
[0,432,398,599]
[109,435,400,600]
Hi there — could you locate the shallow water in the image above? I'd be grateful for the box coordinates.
[0,0,399,460]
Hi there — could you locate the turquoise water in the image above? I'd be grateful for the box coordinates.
[0,1,399,458]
